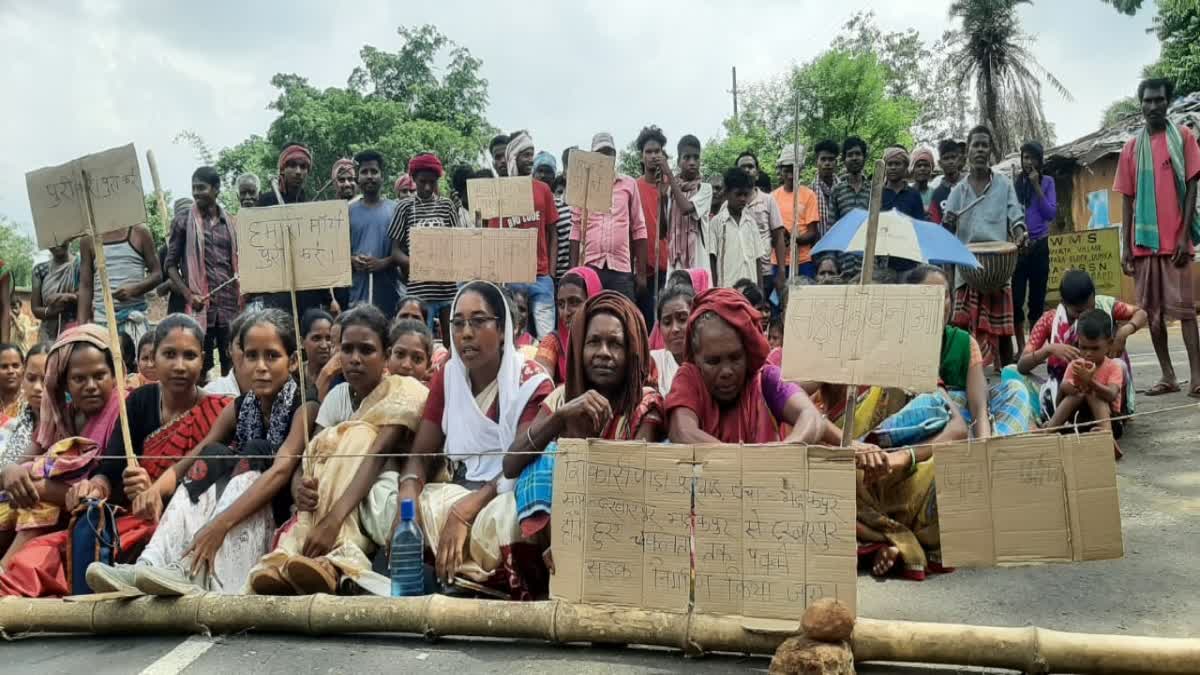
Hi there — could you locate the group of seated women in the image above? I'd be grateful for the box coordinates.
[0,263,1140,598]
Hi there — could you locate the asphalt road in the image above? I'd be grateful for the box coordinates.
[4,333,1196,674]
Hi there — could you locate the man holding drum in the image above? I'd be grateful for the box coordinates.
[943,125,1029,370]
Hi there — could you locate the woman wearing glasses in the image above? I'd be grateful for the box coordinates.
[369,281,553,600]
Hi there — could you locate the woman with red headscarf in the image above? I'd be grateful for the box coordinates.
[534,267,602,383]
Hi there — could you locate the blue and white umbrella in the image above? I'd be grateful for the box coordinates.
[812,208,981,269]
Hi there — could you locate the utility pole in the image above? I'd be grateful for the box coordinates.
[730,66,739,123]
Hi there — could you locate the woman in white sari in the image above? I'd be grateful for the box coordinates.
[363,281,553,600]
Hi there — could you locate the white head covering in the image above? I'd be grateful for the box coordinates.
[441,281,549,492]
[505,131,534,178]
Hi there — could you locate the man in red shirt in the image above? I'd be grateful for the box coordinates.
[634,126,670,330]
[1113,78,1200,398]
[486,130,559,338]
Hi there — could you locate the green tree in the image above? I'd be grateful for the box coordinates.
[944,0,1072,158]
[1102,0,1146,14]
[1101,96,1142,127]
[0,216,35,287]
[1144,0,1200,98]
[209,25,494,201]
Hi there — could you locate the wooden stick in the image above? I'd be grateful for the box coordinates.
[579,167,592,256]
[286,229,312,470]
[271,177,285,205]
[145,150,172,235]
[80,170,137,468]
[840,160,887,447]
[788,91,802,281]
[3,596,1197,674]
[198,274,239,302]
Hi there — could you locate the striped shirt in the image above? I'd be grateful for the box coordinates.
[389,195,461,304]
[829,174,873,280]
[554,196,572,278]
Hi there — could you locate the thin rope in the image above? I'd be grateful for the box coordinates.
[86,400,1199,462]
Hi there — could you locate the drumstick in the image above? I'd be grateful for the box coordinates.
[943,193,987,220]
[199,275,240,302]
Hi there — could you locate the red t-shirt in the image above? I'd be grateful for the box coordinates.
[422,360,554,428]
[636,176,670,275]
[1112,125,1200,257]
[487,179,558,277]
[1024,301,1137,354]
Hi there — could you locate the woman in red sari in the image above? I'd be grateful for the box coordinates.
[0,315,230,597]
[535,267,602,383]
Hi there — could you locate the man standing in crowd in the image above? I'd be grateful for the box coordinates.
[349,150,400,316]
[248,144,340,316]
[257,143,311,206]
[928,139,966,224]
[333,158,357,200]
[1012,141,1057,353]
[1114,77,1200,398]
[831,136,872,280]
[810,139,840,238]
[570,132,647,301]
[772,145,821,281]
[390,153,460,345]
[165,166,239,376]
[909,145,937,215]
[77,210,161,342]
[881,145,927,222]
[532,151,572,279]
[236,173,260,208]
[491,131,558,337]
[662,134,713,278]
[736,152,785,300]
[490,134,510,176]
[394,174,416,201]
[635,126,671,329]
[944,125,1027,369]
[712,168,767,288]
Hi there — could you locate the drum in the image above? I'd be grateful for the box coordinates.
[959,241,1018,294]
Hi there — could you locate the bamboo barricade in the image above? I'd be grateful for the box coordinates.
[839,160,887,446]
[0,596,1196,674]
[80,170,137,468]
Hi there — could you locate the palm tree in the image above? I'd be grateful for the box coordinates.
[944,0,1073,158]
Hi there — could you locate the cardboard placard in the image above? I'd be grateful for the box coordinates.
[465,176,536,220]
[935,432,1123,567]
[1049,227,1122,299]
[551,440,857,619]
[25,143,146,249]
[781,284,944,392]
[236,201,351,294]
[565,149,615,212]
[409,227,537,284]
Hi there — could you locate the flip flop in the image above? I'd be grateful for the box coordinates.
[1188,386,1200,400]
[1144,381,1181,397]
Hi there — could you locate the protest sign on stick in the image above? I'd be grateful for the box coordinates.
[566,149,616,254]
[409,228,537,284]
[26,143,146,249]
[934,432,1123,566]
[235,201,352,294]
[466,176,536,221]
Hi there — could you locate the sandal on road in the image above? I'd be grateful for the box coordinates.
[1188,384,1200,400]
[1144,381,1180,397]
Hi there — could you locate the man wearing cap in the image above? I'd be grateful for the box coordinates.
[569,133,647,301]
[394,174,416,201]
[533,151,573,279]
[881,145,926,221]
[772,145,821,284]
[487,131,559,337]
[333,158,357,201]
[389,152,460,346]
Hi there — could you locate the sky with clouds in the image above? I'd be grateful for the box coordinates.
[1,0,1158,242]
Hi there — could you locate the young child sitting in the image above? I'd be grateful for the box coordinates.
[1045,309,1124,455]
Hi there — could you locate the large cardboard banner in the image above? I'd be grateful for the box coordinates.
[781,284,945,391]
[465,176,536,221]
[1048,227,1122,299]
[25,143,146,249]
[565,149,615,212]
[409,228,537,284]
[935,432,1123,566]
[551,440,857,620]
[236,201,352,294]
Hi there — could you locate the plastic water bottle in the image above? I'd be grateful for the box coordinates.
[389,498,425,596]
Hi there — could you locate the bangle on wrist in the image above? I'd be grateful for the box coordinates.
[398,473,421,485]
[907,447,918,475]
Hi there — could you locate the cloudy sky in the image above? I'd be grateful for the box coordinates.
[1,0,1157,241]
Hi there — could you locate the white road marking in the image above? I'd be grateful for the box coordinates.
[139,636,217,675]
